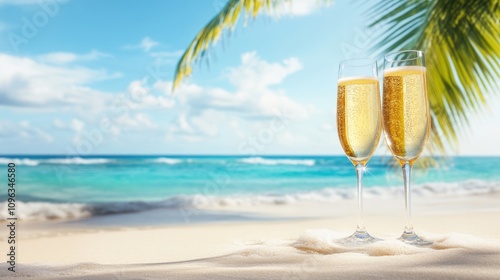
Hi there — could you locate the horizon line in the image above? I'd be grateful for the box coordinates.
[0,154,497,158]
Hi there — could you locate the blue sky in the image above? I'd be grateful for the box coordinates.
[0,0,498,155]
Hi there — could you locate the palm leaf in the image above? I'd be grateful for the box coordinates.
[173,0,499,161]
[172,0,333,90]
[172,0,278,90]
[367,0,500,155]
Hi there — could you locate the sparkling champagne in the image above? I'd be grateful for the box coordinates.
[383,66,430,166]
[337,77,382,165]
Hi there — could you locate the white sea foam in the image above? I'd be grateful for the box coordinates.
[188,179,500,207]
[45,157,112,165]
[155,157,183,164]
[0,157,112,166]
[240,157,315,166]
[0,157,40,166]
[0,201,91,221]
[2,180,498,222]
[0,197,196,221]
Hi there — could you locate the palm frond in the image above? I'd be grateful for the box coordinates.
[172,0,276,90]
[368,0,500,154]
[172,0,333,90]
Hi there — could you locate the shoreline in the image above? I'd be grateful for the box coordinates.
[9,189,500,229]
[1,192,499,279]
[3,178,499,223]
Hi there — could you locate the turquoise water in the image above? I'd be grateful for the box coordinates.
[1,155,499,221]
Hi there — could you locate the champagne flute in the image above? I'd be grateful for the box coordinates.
[382,50,432,246]
[336,58,382,245]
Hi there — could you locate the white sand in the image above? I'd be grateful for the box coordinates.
[1,193,500,279]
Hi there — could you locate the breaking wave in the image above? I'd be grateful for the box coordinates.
[239,157,315,166]
[1,180,498,222]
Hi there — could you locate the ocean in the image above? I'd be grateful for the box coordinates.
[1,155,499,222]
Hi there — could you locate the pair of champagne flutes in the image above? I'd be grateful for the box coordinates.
[336,50,431,246]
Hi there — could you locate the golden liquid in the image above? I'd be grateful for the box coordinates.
[337,77,382,165]
[382,66,430,166]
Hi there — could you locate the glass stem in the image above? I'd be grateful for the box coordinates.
[402,162,413,234]
[355,163,365,231]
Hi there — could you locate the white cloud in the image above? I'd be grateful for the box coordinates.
[0,53,119,109]
[140,37,159,52]
[102,113,157,137]
[167,52,311,141]
[70,118,84,132]
[230,120,246,139]
[0,49,314,149]
[174,52,308,119]
[0,120,53,142]
[53,118,66,129]
[68,110,158,141]
[275,130,310,147]
[148,50,184,65]
[125,37,159,52]
[167,110,220,142]
[37,50,111,64]
[149,50,183,58]
[115,113,157,130]
[70,118,85,142]
[0,51,177,148]
[227,51,302,90]
[35,128,55,142]
[122,80,176,110]
[270,0,327,17]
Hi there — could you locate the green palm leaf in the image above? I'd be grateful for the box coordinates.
[173,0,500,157]
[368,0,500,154]
[172,0,278,89]
[173,0,333,89]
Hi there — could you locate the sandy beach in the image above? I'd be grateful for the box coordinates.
[2,192,500,279]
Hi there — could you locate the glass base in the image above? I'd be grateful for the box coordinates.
[335,227,382,246]
[397,227,432,246]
